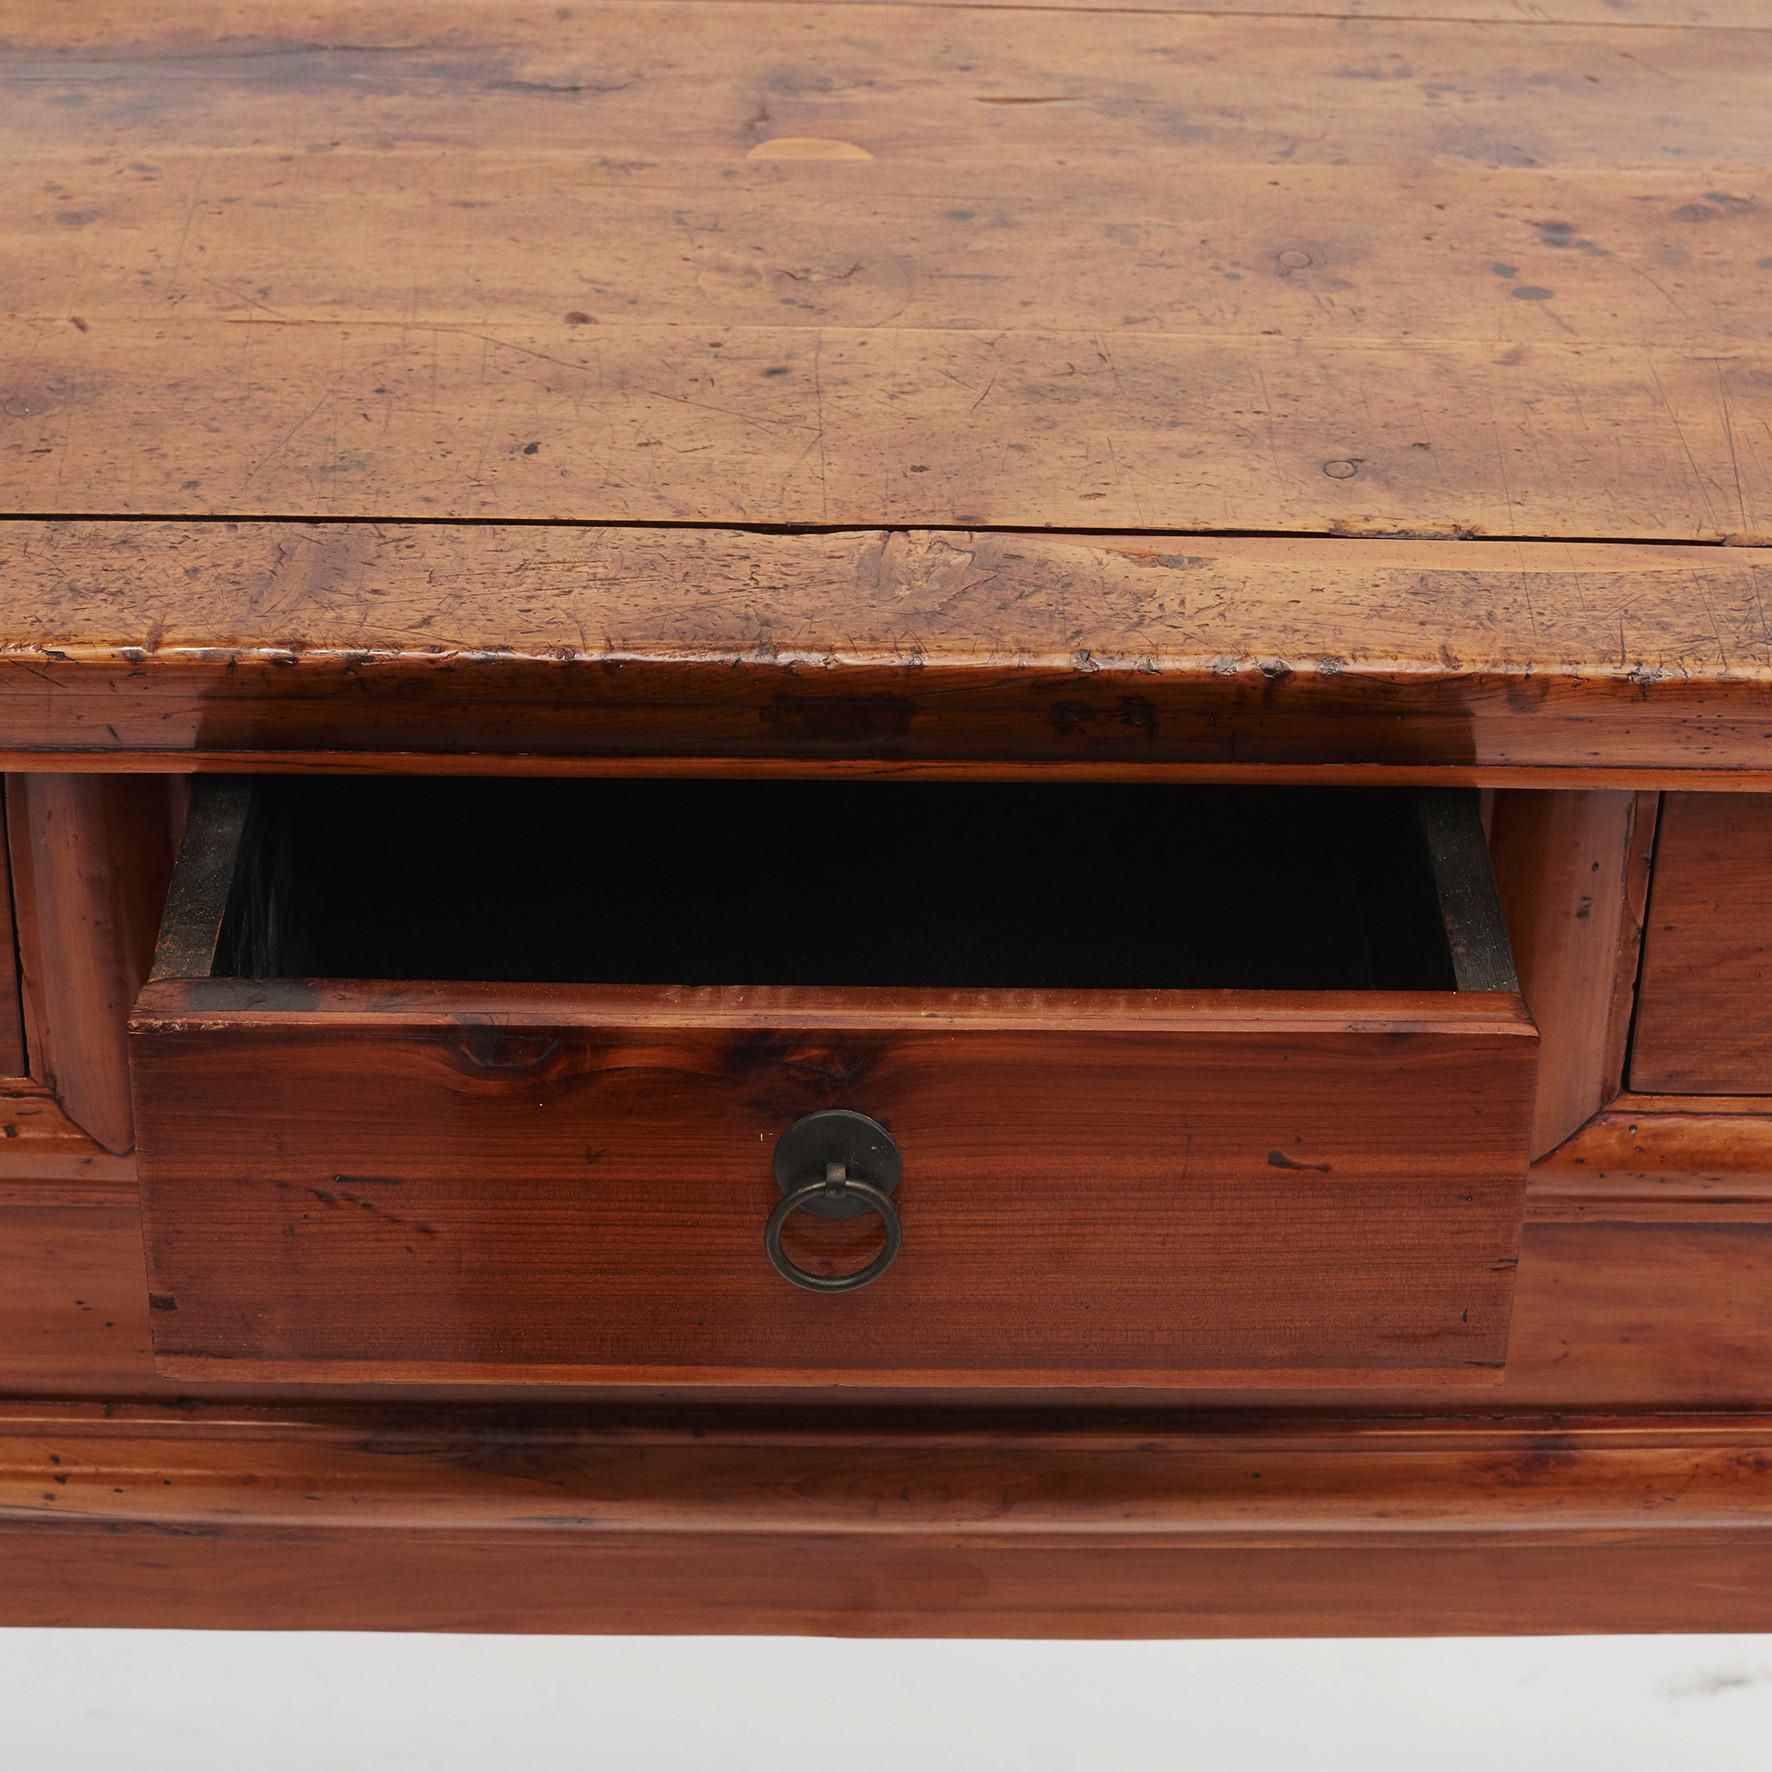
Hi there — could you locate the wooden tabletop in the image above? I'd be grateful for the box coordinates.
[3,0,1771,775]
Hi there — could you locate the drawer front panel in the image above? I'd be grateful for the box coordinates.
[133,987,1536,1387]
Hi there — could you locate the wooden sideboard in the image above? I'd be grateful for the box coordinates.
[4,0,1772,1636]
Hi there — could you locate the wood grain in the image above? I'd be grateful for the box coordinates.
[5,1402,1772,1634]
[5,4,1772,537]
[20,0,1765,28]
[9,1521,1772,1636]
[8,1404,1772,1539]
[683,0,1772,20]
[3,526,1772,773]
[0,1202,159,1396]
[0,1085,136,1190]
[126,774,1533,1388]
[133,982,1536,1385]
[1632,793,1772,1093]
[4,0,1772,1645]
[1532,1096,1772,1220]
[6,775,178,1152]
[10,756,1772,793]
[0,787,25,1077]
[1489,789,1656,1158]
[10,1194,1772,1409]
[25,159,1772,356]
[667,0,1772,20]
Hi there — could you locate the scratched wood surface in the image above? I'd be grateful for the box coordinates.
[1534,1097,1772,1218]
[4,2,1772,538]
[5,1406,1772,1544]
[1,523,1770,771]
[6,1403,1772,1634]
[676,0,1772,20]
[20,0,1767,26]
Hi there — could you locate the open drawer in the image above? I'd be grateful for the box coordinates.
[132,778,1538,1388]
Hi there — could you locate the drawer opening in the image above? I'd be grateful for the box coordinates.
[166,778,1514,995]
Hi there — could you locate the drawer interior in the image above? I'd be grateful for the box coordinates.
[198,779,1509,993]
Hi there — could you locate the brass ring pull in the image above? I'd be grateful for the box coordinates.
[766,1111,904,1294]
[764,1167,902,1293]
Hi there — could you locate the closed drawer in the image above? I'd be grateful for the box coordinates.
[133,779,1537,1388]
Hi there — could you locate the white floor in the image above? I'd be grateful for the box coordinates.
[2,1633,1770,1770]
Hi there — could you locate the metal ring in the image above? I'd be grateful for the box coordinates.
[764,1175,902,1293]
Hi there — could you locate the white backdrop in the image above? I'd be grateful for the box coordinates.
[2,1632,1770,1770]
